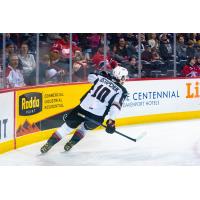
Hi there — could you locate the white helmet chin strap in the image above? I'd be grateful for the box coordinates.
[120,76,126,84]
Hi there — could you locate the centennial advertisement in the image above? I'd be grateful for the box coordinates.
[121,78,200,118]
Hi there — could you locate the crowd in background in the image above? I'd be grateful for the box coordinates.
[1,33,200,88]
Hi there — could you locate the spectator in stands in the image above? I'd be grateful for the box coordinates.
[141,44,152,62]
[92,45,117,71]
[18,43,36,84]
[6,42,15,55]
[196,34,200,45]
[140,33,147,45]
[45,68,61,83]
[112,37,132,63]
[182,56,199,77]
[176,35,187,60]
[193,56,200,78]
[148,33,159,49]
[5,42,16,64]
[6,54,25,88]
[27,54,51,85]
[195,56,200,68]
[18,34,37,53]
[50,48,66,68]
[149,48,166,73]
[189,33,197,44]
[5,34,16,46]
[37,54,51,84]
[182,33,190,44]
[99,33,109,46]
[159,33,173,61]
[124,56,139,78]
[72,34,79,45]
[52,34,81,60]
[194,44,200,57]
[186,40,196,58]
[125,33,138,47]
[80,34,101,61]
[107,33,125,49]
[151,48,161,62]
[124,33,137,56]
[76,34,91,60]
[86,34,101,54]
[43,54,51,66]
[49,48,67,81]
[135,33,146,53]
[72,50,88,82]
[33,50,66,84]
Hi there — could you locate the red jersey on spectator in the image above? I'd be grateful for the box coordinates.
[92,51,117,70]
[87,34,101,49]
[182,64,200,77]
[52,39,81,58]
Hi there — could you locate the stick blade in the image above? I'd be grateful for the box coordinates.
[135,131,147,142]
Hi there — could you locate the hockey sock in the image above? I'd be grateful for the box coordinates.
[47,132,62,146]
[69,122,87,145]
[47,123,74,146]
[69,129,85,145]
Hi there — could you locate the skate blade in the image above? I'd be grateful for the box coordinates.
[37,152,48,156]
[60,150,70,154]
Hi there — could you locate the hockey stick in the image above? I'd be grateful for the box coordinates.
[77,113,146,142]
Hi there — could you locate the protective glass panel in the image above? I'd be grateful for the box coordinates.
[141,33,175,78]
[71,33,103,82]
[107,33,139,78]
[39,33,73,84]
[5,33,37,87]
[177,33,200,78]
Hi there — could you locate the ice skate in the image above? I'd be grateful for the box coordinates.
[64,141,75,151]
[40,142,53,153]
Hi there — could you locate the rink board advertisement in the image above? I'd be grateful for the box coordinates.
[2,78,200,154]
[15,78,200,138]
[15,84,91,138]
[0,92,14,143]
[120,78,200,119]
[0,91,14,154]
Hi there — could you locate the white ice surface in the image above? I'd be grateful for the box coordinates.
[1,119,200,165]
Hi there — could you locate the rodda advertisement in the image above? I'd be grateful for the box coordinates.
[0,92,14,143]
[15,84,91,137]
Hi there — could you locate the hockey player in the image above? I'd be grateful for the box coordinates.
[40,66,128,153]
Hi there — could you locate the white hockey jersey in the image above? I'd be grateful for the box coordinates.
[80,72,128,119]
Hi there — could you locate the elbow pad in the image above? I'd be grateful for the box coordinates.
[88,73,98,83]
[109,103,121,121]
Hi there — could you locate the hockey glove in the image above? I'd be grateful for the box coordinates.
[106,119,115,134]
